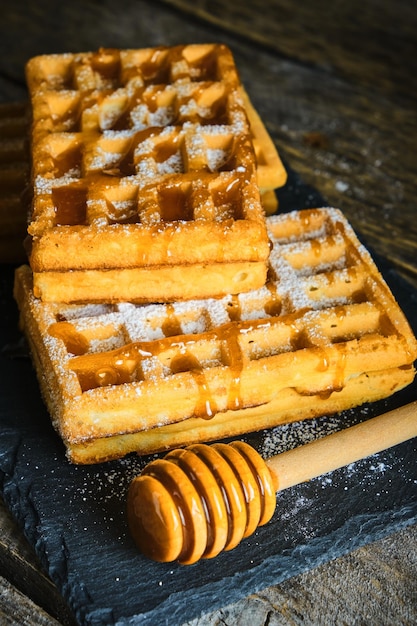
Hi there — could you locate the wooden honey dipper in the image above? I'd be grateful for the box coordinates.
[127,401,417,565]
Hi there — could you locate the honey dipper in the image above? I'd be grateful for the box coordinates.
[127,401,417,565]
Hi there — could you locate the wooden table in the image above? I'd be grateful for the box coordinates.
[1,1,416,624]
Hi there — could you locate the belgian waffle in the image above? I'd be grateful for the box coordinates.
[14,208,417,463]
[0,102,29,263]
[25,45,285,302]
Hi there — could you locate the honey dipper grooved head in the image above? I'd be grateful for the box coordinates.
[127,441,277,564]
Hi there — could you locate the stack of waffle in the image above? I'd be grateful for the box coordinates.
[25,44,286,303]
[14,45,417,463]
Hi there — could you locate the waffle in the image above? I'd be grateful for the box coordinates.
[240,88,286,212]
[25,44,286,303]
[14,208,417,463]
[0,102,30,263]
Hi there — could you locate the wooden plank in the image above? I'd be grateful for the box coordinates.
[155,0,417,287]
[0,498,77,626]
[157,0,417,103]
[0,576,61,626]
[191,524,417,625]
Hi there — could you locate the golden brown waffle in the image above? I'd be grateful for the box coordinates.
[14,208,417,463]
[240,88,286,211]
[0,102,29,263]
[25,45,286,302]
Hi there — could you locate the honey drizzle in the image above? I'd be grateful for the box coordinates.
[57,295,352,418]
[223,324,245,411]
[90,48,121,82]
[171,352,218,419]
[161,304,183,337]
[43,45,256,227]
[53,184,87,225]
[265,282,282,317]
[67,318,250,418]
[226,295,241,321]
[49,321,89,355]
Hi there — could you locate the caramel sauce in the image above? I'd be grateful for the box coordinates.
[112,110,132,131]
[123,128,181,167]
[144,91,159,114]
[43,45,257,230]
[72,346,140,391]
[317,389,333,400]
[55,100,81,132]
[265,282,282,317]
[190,51,218,82]
[140,45,220,84]
[289,325,310,351]
[90,49,121,82]
[95,367,120,387]
[315,349,330,372]
[183,83,228,124]
[351,289,367,304]
[313,343,346,399]
[301,208,324,230]
[48,321,89,356]
[53,144,82,176]
[171,352,218,419]
[310,239,322,257]
[325,270,335,286]
[52,184,87,225]
[114,148,136,178]
[217,142,238,172]
[221,324,244,411]
[161,304,183,337]
[133,126,159,148]
[159,184,193,221]
[210,175,241,219]
[205,94,228,125]
[226,295,241,322]
[155,135,181,164]
[140,48,171,84]
[68,318,249,417]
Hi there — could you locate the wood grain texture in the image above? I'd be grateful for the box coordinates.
[0,576,61,626]
[0,0,416,624]
[157,0,417,287]
[0,498,78,626]
[158,0,417,103]
[185,523,417,626]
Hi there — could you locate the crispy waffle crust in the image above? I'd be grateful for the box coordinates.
[14,208,417,463]
[25,45,286,302]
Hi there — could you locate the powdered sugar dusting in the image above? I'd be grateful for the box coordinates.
[27,45,257,235]
[259,412,355,459]
[39,209,371,355]
[15,203,416,461]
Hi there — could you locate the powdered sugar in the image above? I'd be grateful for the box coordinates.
[259,412,352,459]
[28,209,390,365]
[16,201,416,463]
[28,45,256,234]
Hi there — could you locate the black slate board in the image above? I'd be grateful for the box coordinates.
[1,170,417,626]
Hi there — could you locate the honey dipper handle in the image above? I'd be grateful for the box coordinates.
[267,401,417,491]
